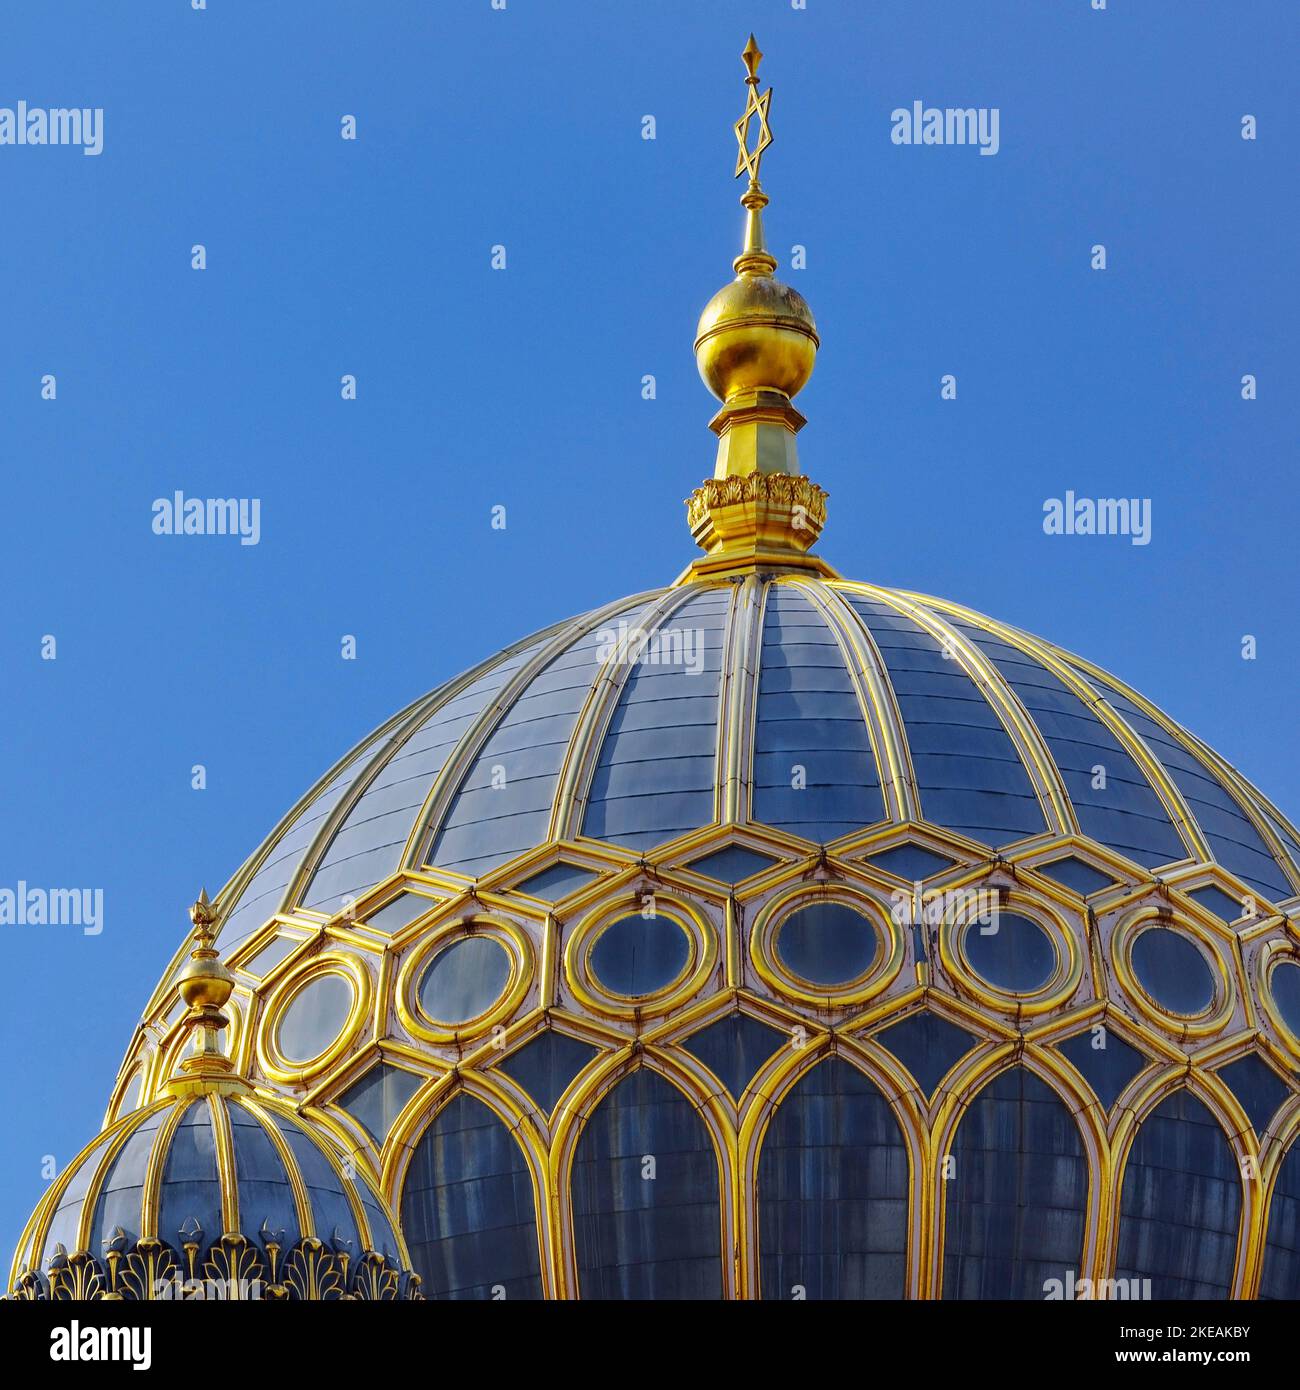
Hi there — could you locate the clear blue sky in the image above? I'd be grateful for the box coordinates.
[1,0,1296,1263]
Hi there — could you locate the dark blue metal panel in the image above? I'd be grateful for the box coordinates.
[1130,928,1215,1016]
[865,843,954,881]
[583,590,730,851]
[431,603,655,877]
[228,1102,302,1247]
[354,1181,401,1262]
[1116,1091,1241,1299]
[687,844,778,883]
[572,1069,723,1299]
[363,892,439,933]
[589,914,690,996]
[1035,855,1115,897]
[752,586,884,841]
[400,1094,543,1299]
[514,861,599,900]
[775,902,879,986]
[1187,884,1248,923]
[1216,1056,1290,1137]
[337,1063,425,1147]
[964,912,1056,993]
[758,1057,908,1299]
[243,933,303,977]
[1089,677,1292,900]
[85,1108,170,1252]
[266,1112,361,1254]
[277,973,353,1064]
[844,597,1046,847]
[497,1031,601,1115]
[875,1012,978,1098]
[157,1101,223,1254]
[941,1068,1088,1300]
[947,619,1185,869]
[681,1013,791,1101]
[43,1127,125,1262]
[418,936,512,1023]
[1271,961,1300,1037]
[1261,1139,1300,1299]
[1057,1026,1148,1111]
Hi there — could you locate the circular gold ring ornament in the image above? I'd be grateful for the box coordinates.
[258,953,371,1082]
[566,895,716,1020]
[940,891,1081,1016]
[396,916,533,1044]
[1110,907,1233,1037]
[1256,940,1300,1060]
[750,884,901,1007]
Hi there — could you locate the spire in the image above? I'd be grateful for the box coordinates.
[164,890,247,1096]
[732,34,777,277]
[680,37,835,584]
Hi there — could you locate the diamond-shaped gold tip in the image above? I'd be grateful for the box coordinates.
[741,34,763,83]
[188,887,217,947]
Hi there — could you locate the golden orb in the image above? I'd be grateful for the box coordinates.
[175,890,235,1011]
[176,952,234,1011]
[694,273,819,402]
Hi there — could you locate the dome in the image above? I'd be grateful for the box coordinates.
[81,566,1298,1302]
[10,1090,418,1300]
[14,35,1300,1304]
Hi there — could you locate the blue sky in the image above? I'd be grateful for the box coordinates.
[1,0,1296,1260]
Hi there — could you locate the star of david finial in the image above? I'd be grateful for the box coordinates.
[733,33,773,184]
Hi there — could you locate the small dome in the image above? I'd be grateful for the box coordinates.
[694,273,818,401]
[11,1091,419,1300]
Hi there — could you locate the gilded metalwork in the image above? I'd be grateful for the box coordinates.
[565,893,720,1021]
[395,915,534,1044]
[733,34,772,183]
[9,1232,419,1301]
[257,951,373,1083]
[686,468,827,559]
[749,882,904,1007]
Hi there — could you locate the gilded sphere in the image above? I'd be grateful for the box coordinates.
[176,954,235,1010]
[694,273,819,401]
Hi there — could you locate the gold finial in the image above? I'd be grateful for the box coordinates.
[731,35,776,277]
[741,33,763,82]
[734,36,772,183]
[165,890,244,1094]
[682,39,831,585]
[188,887,217,943]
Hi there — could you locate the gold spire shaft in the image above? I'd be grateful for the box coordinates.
[735,186,776,277]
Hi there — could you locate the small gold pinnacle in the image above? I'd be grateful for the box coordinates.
[733,39,773,186]
[741,34,763,83]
